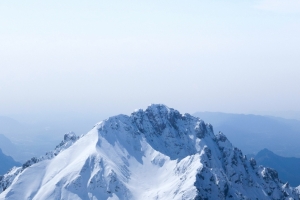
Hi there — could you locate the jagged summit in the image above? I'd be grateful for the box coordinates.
[97,104,214,161]
[0,104,299,200]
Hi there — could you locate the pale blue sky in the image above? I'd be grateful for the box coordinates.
[1,0,300,120]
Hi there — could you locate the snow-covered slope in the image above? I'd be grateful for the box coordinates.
[0,104,299,200]
[0,132,78,193]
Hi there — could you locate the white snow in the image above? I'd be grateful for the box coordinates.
[0,104,299,200]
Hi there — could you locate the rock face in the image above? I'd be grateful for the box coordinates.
[0,104,299,200]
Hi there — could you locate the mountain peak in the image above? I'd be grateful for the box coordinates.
[1,105,299,200]
[256,148,277,158]
[146,103,171,112]
[63,131,77,142]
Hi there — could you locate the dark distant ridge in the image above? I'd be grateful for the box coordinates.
[193,111,300,157]
[0,134,18,160]
[0,148,21,175]
[255,148,300,187]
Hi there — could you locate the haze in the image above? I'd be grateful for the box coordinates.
[1,0,300,124]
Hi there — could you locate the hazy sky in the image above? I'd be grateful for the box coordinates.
[1,0,300,121]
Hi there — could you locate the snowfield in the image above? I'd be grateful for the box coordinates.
[0,104,299,200]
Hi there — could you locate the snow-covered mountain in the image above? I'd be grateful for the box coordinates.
[0,131,78,194]
[0,104,299,200]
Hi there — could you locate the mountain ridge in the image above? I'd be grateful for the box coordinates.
[0,104,299,199]
[0,148,21,175]
[255,148,300,187]
[193,111,300,157]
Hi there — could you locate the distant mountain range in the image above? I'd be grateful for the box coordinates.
[255,148,300,187]
[0,116,59,162]
[0,148,21,175]
[2,111,300,163]
[0,104,299,199]
[193,112,300,157]
[0,115,97,162]
[0,134,17,160]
